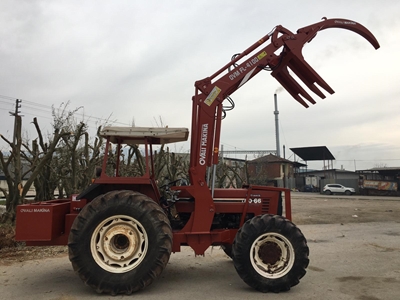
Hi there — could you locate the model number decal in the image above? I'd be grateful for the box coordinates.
[228,55,262,81]
[249,198,262,204]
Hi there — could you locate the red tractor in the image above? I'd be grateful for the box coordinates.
[15,18,379,295]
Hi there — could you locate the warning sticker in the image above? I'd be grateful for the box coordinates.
[204,86,221,106]
[257,51,267,60]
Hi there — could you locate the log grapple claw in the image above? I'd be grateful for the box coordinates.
[270,18,380,107]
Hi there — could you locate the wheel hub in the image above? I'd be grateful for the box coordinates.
[258,241,282,265]
[250,232,295,279]
[102,224,138,261]
[90,215,148,273]
[114,234,129,250]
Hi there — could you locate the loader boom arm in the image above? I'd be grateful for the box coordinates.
[184,18,379,233]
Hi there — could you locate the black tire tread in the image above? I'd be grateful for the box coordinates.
[68,190,172,295]
[221,244,233,258]
[232,214,309,293]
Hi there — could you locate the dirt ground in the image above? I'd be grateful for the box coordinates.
[0,226,68,265]
[290,192,399,225]
[0,192,399,265]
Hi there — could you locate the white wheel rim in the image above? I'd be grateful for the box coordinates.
[90,215,148,273]
[250,232,295,278]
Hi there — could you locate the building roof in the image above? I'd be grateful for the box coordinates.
[300,168,356,175]
[293,161,308,168]
[357,167,400,172]
[290,146,335,161]
[357,167,400,176]
[222,157,246,163]
[248,154,295,164]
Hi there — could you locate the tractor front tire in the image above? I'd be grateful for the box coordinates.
[232,214,309,293]
[68,190,172,295]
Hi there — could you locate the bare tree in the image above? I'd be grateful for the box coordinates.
[160,148,189,184]
[0,116,70,223]
[57,125,104,197]
[216,160,246,188]
[0,101,104,223]
[49,103,105,198]
[0,116,22,223]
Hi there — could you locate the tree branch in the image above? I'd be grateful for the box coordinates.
[33,117,47,152]
[20,129,70,199]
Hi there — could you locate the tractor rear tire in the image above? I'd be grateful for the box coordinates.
[221,244,233,258]
[68,190,172,295]
[232,214,309,293]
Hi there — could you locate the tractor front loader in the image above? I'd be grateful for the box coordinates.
[15,18,379,295]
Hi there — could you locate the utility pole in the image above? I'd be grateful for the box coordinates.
[8,99,23,201]
[9,99,22,144]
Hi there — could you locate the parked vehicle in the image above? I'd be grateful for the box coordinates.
[359,177,399,196]
[302,185,316,192]
[323,184,355,195]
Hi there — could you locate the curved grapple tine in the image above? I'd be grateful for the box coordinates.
[271,18,380,108]
[298,18,380,50]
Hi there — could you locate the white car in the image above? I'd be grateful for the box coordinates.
[323,184,355,195]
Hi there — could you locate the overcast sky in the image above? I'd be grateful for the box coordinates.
[0,0,398,171]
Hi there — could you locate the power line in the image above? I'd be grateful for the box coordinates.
[0,99,14,104]
[23,100,54,110]
[22,111,53,120]
[19,105,52,113]
[0,100,13,106]
[0,94,16,101]
[0,93,132,127]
